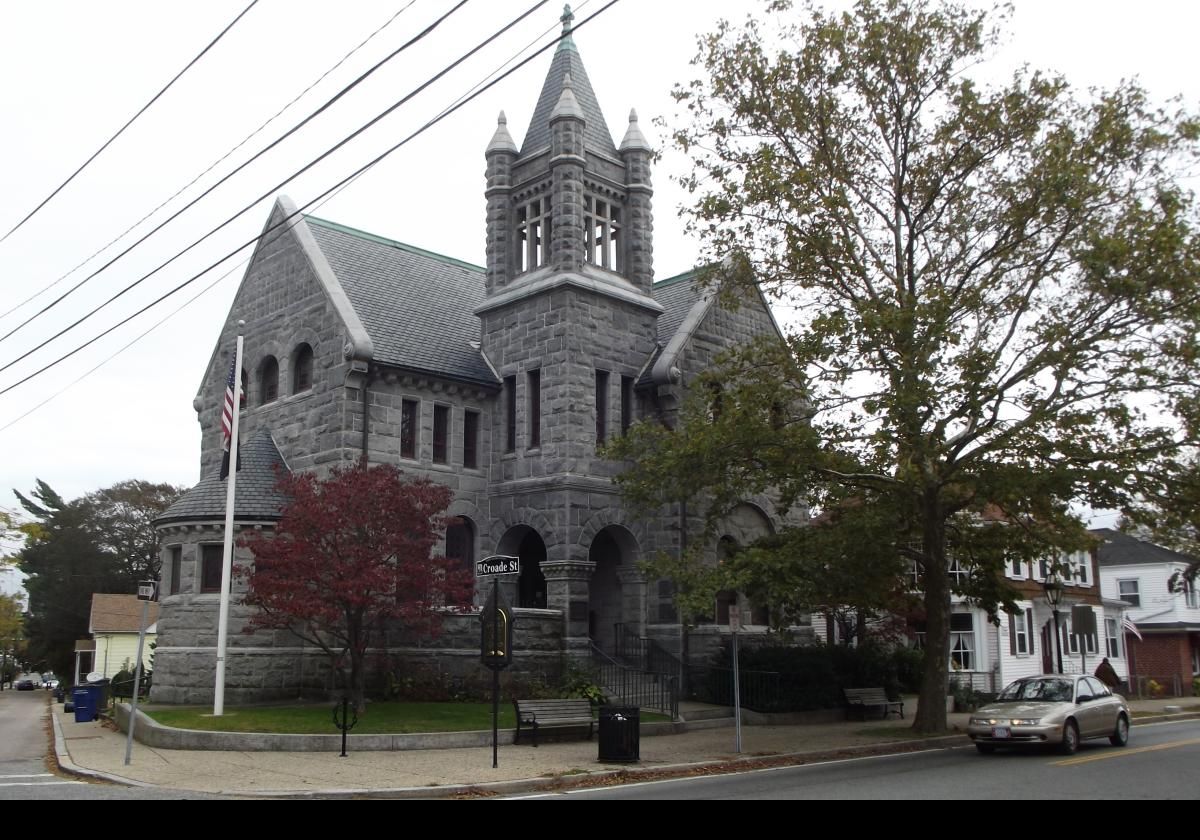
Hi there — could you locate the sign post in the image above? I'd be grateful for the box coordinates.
[729,606,743,754]
[124,580,157,766]
[478,555,518,769]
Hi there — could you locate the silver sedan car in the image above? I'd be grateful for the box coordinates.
[967,674,1130,755]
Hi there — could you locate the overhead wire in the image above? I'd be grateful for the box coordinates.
[0,0,471,350]
[0,0,418,323]
[0,0,622,401]
[0,0,262,247]
[0,2,590,432]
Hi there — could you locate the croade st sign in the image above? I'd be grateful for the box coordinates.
[476,555,520,577]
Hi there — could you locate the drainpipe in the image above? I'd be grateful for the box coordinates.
[360,363,372,464]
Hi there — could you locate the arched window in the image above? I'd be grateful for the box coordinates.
[239,369,248,409]
[258,356,279,405]
[445,517,475,607]
[292,344,314,393]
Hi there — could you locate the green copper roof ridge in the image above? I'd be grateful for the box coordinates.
[305,214,485,273]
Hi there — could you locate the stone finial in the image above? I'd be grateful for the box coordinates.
[619,108,651,152]
[552,73,584,121]
[487,110,518,154]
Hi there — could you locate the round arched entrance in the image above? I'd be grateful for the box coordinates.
[497,525,548,609]
[588,525,638,653]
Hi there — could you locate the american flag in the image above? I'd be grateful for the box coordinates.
[220,355,239,480]
[1121,614,1143,641]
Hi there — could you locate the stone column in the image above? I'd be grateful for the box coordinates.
[550,75,586,273]
[485,112,517,294]
[541,559,595,654]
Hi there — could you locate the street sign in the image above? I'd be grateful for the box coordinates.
[137,581,158,601]
[729,606,742,632]
[477,554,520,577]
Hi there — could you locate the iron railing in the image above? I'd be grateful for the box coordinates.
[590,643,679,719]
[685,665,783,712]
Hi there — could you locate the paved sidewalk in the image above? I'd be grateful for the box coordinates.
[48,696,1198,799]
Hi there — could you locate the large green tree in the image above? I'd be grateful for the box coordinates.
[612,0,1200,732]
[79,480,186,586]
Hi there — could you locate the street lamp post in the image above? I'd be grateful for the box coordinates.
[1044,577,1065,674]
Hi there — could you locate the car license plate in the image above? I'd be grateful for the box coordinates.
[991,726,1011,739]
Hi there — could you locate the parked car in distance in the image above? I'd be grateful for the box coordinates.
[14,677,36,691]
[967,674,1130,755]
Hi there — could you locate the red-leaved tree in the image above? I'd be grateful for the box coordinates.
[240,463,472,711]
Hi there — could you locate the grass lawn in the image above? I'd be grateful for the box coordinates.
[140,703,672,735]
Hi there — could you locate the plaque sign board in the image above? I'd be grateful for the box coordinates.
[480,584,514,671]
[137,581,158,601]
[477,555,520,577]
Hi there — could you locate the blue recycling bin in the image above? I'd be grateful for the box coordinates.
[72,687,97,722]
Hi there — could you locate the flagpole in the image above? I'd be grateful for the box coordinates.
[214,329,244,716]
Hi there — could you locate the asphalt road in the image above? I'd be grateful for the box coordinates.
[513,720,1200,800]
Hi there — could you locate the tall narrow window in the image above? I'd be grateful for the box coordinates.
[595,370,609,446]
[1105,618,1121,658]
[584,194,622,270]
[201,545,225,594]
[527,369,541,449]
[169,546,182,596]
[950,613,975,670]
[445,517,475,607]
[401,399,418,460]
[258,356,279,405]
[621,375,633,435]
[433,405,449,464]
[463,410,479,469]
[504,376,516,453]
[292,343,314,393]
[516,195,551,272]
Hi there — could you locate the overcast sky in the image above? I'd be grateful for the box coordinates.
[2,0,1198,592]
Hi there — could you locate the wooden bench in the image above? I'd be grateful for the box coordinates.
[512,699,595,747]
[844,687,904,720]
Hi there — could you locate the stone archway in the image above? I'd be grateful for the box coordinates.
[498,525,548,609]
[588,525,638,653]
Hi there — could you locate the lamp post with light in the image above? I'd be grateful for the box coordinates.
[1044,577,1065,673]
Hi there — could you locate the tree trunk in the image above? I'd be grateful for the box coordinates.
[913,505,950,734]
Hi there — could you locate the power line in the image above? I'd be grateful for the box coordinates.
[0,0,621,401]
[0,1,261,247]
[0,0,470,351]
[0,0,418,324]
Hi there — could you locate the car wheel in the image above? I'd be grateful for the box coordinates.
[1109,714,1129,747]
[975,743,996,754]
[1059,719,1080,755]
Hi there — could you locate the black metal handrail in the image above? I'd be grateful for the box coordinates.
[591,642,679,719]
[686,665,782,712]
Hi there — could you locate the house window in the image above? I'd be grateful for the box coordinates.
[1076,553,1089,585]
[1184,577,1199,609]
[527,369,541,449]
[1105,617,1121,659]
[168,546,182,596]
[292,343,313,393]
[595,370,609,446]
[910,620,927,650]
[1009,555,1024,579]
[907,559,921,591]
[1118,579,1140,608]
[621,375,633,435]
[201,545,225,594]
[1037,557,1049,580]
[950,613,975,670]
[584,194,621,270]
[400,399,418,460]
[433,405,449,464]
[1009,607,1032,656]
[516,195,551,272]
[444,517,475,607]
[258,356,279,405]
[947,555,969,587]
[463,410,479,469]
[1066,616,1098,655]
[504,376,516,453]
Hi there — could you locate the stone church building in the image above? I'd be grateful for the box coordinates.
[151,12,795,704]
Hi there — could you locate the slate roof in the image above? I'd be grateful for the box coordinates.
[304,217,498,387]
[1090,528,1196,567]
[89,594,160,634]
[156,429,290,525]
[519,24,616,158]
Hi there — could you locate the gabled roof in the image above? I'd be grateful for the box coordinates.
[305,217,499,387]
[89,594,160,634]
[1090,528,1196,568]
[156,429,290,525]
[519,15,616,158]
